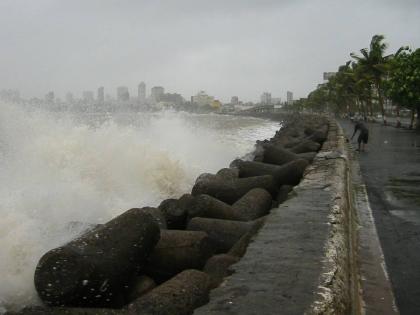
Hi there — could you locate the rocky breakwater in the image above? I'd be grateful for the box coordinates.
[7,114,329,315]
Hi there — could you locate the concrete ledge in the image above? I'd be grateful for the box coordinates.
[194,119,352,315]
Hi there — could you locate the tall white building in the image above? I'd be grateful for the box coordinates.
[151,86,165,103]
[138,82,146,104]
[231,96,239,105]
[97,87,104,103]
[260,92,272,105]
[286,91,293,104]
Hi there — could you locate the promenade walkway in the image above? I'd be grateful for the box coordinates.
[339,119,420,315]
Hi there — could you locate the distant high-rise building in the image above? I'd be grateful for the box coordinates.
[97,87,104,103]
[272,97,282,105]
[138,82,146,104]
[286,91,293,104]
[83,90,95,103]
[0,89,20,103]
[192,91,214,106]
[160,93,184,106]
[151,86,165,103]
[45,91,55,104]
[65,92,74,104]
[260,92,271,105]
[231,96,239,105]
[117,86,130,102]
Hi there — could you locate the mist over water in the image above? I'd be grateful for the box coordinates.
[0,103,279,312]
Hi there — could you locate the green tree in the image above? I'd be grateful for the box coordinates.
[385,48,420,129]
[306,86,329,112]
[351,35,392,125]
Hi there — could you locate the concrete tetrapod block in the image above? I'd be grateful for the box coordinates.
[271,134,301,148]
[283,138,303,148]
[195,173,216,184]
[129,207,167,229]
[216,168,239,179]
[34,209,160,308]
[261,143,302,166]
[125,275,156,303]
[126,269,211,315]
[10,271,210,315]
[158,194,194,229]
[231,188,272,221]
[191,175,278,205]
[187,218,254,253]
[304,126,317,136]
[234,159,309,186]
[297,151,317,163]
[228,217,267,258]
[143,230,216,282]
[279,125,304,138]
[187,194,241,221]
[303,121,327,136]
[5,306,123,315]
[276,185,294,204]
[305,125,328,144]
[204,254,240,289]
[252,142,266,162]
[289,139,321,154]
[65,221,102,234]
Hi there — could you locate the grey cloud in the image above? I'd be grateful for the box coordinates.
[1,0,420,102]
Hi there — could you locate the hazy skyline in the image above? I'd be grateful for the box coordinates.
[1,0,420,102]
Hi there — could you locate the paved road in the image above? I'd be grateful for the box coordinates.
[339,120,420,315]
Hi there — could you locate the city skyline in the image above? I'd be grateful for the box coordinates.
[1,84,291,105]
[2,82,290,106]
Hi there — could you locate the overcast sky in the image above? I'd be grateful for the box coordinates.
[1,0,420,102]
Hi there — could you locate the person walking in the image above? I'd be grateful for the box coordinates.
[351,120,369,152]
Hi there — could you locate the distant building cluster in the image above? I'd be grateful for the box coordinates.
[259,91,292,106]
[1,84,297,113]
[0,89,20,103]
[260,92,272,105]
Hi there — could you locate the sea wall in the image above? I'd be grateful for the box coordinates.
[8,113,354,315]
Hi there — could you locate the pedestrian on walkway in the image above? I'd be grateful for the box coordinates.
[351,120,369,152]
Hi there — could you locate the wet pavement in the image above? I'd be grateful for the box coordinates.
[339,119,420,315]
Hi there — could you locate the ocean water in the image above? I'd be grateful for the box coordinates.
[0,103,280,312]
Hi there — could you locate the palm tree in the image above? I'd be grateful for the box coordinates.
[351,35,391,125]
[355,62,375,118]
